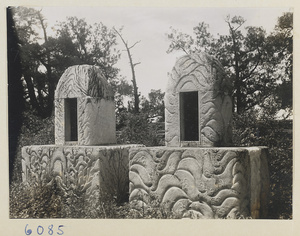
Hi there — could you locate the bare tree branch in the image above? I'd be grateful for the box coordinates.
[114,27,141,113]
[129,40,141,49]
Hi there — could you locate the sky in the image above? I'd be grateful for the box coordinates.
[37,6,292,97]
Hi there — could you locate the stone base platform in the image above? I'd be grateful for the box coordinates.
[22,144,143,206]
[129,146,269,219]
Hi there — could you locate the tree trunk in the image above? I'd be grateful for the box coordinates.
[7,7,25,183]
[38,11,55,117]
[114,29,141,113]
[228,21,242,114]
[23,72,43,115]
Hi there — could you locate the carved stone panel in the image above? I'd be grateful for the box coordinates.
[54,99,65,145]
[54,65,116,145]
[77,97,116,145]
[165,53,233,147]
[129,146,269,219]
[22,144,143,211]
[55,65,114,99]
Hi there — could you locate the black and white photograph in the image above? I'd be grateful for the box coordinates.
[2,1,298,235]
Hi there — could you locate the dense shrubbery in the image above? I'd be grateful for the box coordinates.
[9,177,176,219]
[10,109,292,219]
[12,110,55,183]
[10,178,84,218]
[232,110,293,219]
[117,111,164,146]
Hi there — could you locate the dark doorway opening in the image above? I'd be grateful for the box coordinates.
[65,98,78,141]
[180,91,199,141]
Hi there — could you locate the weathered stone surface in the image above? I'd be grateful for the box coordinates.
[165,53,233,147]
[129,146,269,219]
[54,65,116,145]
[55,65,114,99]
[22,144,143,205]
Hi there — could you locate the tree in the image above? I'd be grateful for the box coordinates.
[7,7,25,183]
[115,78,134,130]
[114,28,141,113]
[166,13,293,116]
[12,7,124,118]
[266,12,293,114]
[12,7,55,117]
[140,89,165,121]
[56,17,121,82]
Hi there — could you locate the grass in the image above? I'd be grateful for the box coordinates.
[9,177,177,219]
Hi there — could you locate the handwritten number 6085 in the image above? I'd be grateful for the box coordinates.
[25,224,64,235]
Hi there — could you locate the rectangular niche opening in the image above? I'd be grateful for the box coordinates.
[180,91,199,141]
[65,98,78,142]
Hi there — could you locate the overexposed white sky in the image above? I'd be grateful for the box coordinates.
[37,7,292,96]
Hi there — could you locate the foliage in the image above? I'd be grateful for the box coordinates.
[232,110,292,219]
[10,178,85,218]
[117,112,164,146]
[12,6,61,117]
[12,110,54,183]
[140,89,165,121]
[9,178,176,219]
[268,12,293,112]
[56,17,121,81]
[166,12,293,115]
[11,7,125,118]
[116,89,165,146]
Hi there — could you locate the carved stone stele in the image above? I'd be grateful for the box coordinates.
[54,65,116,145]
[165,53,233,147]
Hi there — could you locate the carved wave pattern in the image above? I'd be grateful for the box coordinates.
[54,99,64,145]
[55,65,113,99]
[77,98,91,145]
[22,146,101,200]
[174,54,215,91]
[55,65,89,98]
[164,88,179,146]
[87,67,114,100]
[22,146,56,182]
[200,91,232,146]
[62,147,100,197]
[165,53,232,147]
[129,149,249,219]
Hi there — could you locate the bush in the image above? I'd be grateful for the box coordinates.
[10,177,85,218]
[9,178,177,219]
[232,110,293,219]
[12,110,55,183]
[117,112,164,146]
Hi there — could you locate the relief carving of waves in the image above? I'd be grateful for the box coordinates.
[129,149,249,218]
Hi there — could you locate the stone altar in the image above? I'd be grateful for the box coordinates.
[129,53,270,219]
[22,65,142,208]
